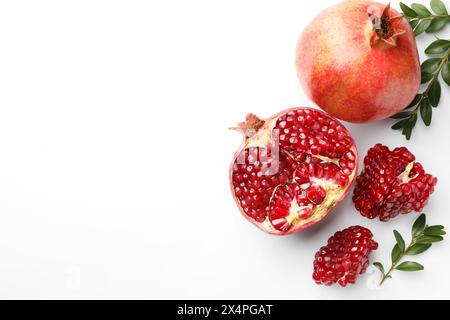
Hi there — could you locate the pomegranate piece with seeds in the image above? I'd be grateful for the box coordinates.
[353,144,437,222]
[229,107,358,235]
[313,226,378,287]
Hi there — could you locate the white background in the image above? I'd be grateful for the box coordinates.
[0,0,448,299]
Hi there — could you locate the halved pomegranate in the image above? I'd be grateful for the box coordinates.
[230,107,358,235]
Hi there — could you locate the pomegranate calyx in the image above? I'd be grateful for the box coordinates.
[368,3,406,47]
[230,113,265,138]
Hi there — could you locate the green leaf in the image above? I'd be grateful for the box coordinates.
[406,95,422,109]
[425,39,450,54]
[415,19,433,35]
[426,18,448,33]
[424,225,445,231]
[424,225,446,236]
[401,2,418,17]
[411,3,432,16]
[395,261,424,271]
[403,113,417,140]
[406,243,432,255]
[441,61,450,86]
[403,127,412,140]
[431,0,448,15]
[373,262,385,275]
[391,244,402,263]
[421,71,434,84]
[391,111,413,119]
[394,230,406,253]
[424,229,446,236]
[403,126,413,140]
[416,235,444,243]
[426,225,445,230]
[410,19,420,29]
[428,80,441,107]
[412,213,426,237]
[420,99,432,126]
[392,119,408,130]
[421,58,442,73]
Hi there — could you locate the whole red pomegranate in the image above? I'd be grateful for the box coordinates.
[230,107,358,235]
[295,1,420,123]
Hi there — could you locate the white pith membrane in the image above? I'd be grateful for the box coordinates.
[397,161,418,184]
[258,155,356,233]
[359,160,418,188]
[233,110,357,234]
[264,177,341,232]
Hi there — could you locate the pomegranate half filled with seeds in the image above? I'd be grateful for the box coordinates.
[230,107,358,235]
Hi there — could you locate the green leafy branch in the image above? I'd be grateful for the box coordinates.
[373,213,446,286]
[400,1,450,35]
[391,39,450,139]
[390,1,450,139]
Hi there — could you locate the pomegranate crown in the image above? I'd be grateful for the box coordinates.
[368,3,406,47]
[230,113,265,138]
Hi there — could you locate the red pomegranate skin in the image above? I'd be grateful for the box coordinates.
[295,0,420,123]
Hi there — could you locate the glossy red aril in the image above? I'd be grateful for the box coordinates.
[295,1,420,123]
[230,107,358,235]
[353,144,437,221]
[313,226,378,286]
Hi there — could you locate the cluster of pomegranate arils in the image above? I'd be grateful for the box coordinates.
[229,1,437,287]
